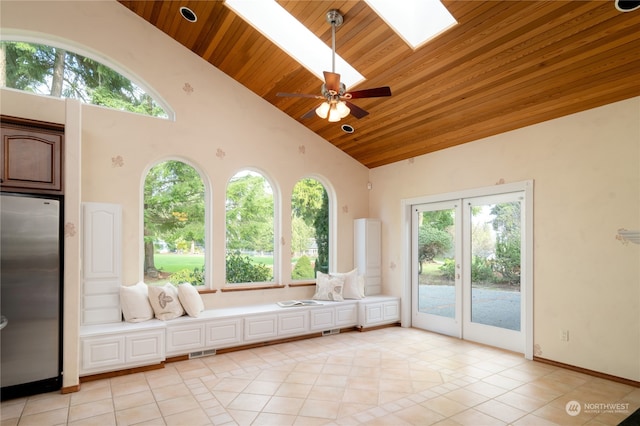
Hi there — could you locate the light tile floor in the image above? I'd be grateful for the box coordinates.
[1,327,638,425]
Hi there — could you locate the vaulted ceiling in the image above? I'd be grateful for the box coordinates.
[119,1,640,168]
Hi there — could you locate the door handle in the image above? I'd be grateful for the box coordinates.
[0,315,7,330]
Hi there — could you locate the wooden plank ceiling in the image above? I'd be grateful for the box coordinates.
[118,1,640,168]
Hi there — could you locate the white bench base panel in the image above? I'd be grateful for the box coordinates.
[79,296,400,376]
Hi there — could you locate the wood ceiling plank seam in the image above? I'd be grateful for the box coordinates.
[229,37,279,83]
[240,55,301,95]
[442,0,492,22]
[210,13,256,62]
[201,14,237,61]
[191,3,228,56]
[156,1,177,33]
[215,20,256,65]
[147,1,163,25]
[181,2,218,49]
[214,22,261,72]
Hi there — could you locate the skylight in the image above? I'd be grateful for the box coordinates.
[224,0,365,89]
[365,0,457,49]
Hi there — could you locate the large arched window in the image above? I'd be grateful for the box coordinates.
[0,40,171,119]
[143,160,206,286]
[225,170,276,284]
[291,178,329,280]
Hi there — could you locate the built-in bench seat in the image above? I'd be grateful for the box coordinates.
[79,296,400,377]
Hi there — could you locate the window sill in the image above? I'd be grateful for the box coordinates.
[289,282,316,287]
[220,284,286,292]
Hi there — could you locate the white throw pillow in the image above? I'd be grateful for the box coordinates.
[332,269,365,299]
[120,281,154,322]
[178,283,204,317]
[148,283,185,320]
[312,272,345,301]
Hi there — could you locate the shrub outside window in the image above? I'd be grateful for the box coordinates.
[225,170,275,284]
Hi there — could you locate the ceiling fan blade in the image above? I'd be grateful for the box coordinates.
[346,86,392,99]
[276,92,322,99]
[344,101,369,119]
[301,107,318,119]
[324,71,341,93]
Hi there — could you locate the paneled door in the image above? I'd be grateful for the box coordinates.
[412,190,529,354]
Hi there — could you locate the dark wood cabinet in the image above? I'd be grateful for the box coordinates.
[1,116,64,194]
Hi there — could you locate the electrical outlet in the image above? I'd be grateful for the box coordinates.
[560,330,570,342]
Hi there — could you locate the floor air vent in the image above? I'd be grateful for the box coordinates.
[322,329,340,336]
[189,349,216,359]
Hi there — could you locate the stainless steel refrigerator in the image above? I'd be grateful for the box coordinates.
[1,193,63,400]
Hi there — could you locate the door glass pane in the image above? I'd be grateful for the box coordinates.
[470,201,521,331]
[417,208,456,318]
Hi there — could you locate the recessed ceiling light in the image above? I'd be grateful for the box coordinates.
[615,0,640,12]
[180,6,197,23]
[341,124,355,133]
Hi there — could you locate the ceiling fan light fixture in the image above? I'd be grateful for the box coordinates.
[316,102,331,119]
[327,104,342,122]
[336,100,350,118]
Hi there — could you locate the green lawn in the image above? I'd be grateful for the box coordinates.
[153,253,275,273]
[155,253,204,273]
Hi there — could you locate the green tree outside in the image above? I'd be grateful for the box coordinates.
[1,41,166,117]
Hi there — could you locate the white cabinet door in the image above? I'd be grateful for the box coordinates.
[363,303,384,326]
[309,308,335,331]
[126,330,165,364]
[278,311,308,336]
[166,323,205,355]
[82,203,122,325]
[383,301,400,322]
[354,218,382,295]
[206,318,243,348]
[244,315,277,342]
[83,203,122,279]
[81,335,125,372]
[359,297,400,328]
[335,304,357,327]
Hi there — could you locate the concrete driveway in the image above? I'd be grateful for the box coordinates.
[418,284,521,331]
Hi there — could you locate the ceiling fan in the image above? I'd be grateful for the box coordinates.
[276,9,392,122]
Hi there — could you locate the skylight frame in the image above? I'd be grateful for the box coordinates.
[224,0,365,89]
[364,0,457,49]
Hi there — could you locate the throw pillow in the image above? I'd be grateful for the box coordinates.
[148,283,185,320]
[120,281,154,322]
[332,269,365,299]
[178,283,204,317]
[312,272,345,301]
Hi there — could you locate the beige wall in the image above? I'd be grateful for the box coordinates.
[2,0,638,386]
[369,97,640,381]
[1,0,369,388]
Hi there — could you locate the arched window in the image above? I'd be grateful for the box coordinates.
[291,178,329,280]
[225,170,276,284]
[143,160,206,286]
[0,41,171,119]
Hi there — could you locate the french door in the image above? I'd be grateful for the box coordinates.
[411,189,529,354]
